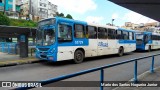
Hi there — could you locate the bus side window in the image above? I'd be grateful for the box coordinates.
[158,36,160,40]
[108,28,115,39]
[129,32,133,40]
[86,26,97,39]
[116,30,122,39]
[58,24,72,41]
[122,31,129,40]
[74,24,85,38]
[98,27,107,39]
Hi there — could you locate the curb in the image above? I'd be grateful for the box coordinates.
[0,60,42,67]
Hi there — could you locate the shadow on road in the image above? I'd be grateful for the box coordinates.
[39,52,133,67]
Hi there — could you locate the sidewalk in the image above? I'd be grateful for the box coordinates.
[114,67,160,90]
[0,52,40,67]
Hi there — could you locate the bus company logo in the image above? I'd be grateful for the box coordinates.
[155,42,158,45]
[2,82,11,87]
[98,42,108,47]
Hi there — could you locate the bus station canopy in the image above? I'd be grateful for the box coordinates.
[0,25,36,38]
[109,0,160,22]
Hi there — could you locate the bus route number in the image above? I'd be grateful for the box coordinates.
[75,41,84,45]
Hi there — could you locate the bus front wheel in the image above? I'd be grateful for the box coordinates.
[74,50,84,64]
[118,47,124,57]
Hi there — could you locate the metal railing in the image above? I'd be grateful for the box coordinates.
[16,53,160,90]
[0,42,18,54]
[0,42,36,56]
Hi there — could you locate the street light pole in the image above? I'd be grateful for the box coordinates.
[112,19,115,26]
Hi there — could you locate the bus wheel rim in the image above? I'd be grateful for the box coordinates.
[76,53,82,61]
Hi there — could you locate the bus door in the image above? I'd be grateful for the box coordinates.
[107,28,117,54]
[97,27,108,55]
[85,26,98,57]
[122,31,130,52]
[144,34,151,50]
[129,32,135,49]
[57,21,74,60]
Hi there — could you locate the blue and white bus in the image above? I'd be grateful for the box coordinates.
[36,17,136,63]
[136,31,160,51]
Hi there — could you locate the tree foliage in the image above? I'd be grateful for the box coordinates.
[56,12,64,17]
[66,14,73,19]
[56,12,73,19]
[0,13,10,25]
[10,19,37,28]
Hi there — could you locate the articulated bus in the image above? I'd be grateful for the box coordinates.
[136,31,160,51]
[36,17,136,63]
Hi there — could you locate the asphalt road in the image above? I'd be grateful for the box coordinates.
[0,50,160,90]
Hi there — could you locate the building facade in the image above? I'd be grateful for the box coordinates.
[0,0,15,12]
[1,0,57,21]
[48,1,57,18]
[31,0,57,20]
[24,0,57,21]
[122,22,160,34]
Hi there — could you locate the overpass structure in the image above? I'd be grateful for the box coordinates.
[109,0,160,22]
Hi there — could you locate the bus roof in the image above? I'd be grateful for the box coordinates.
[56,17,87,25]
[118,28,136,32]
[87,22,118,29]
[136,31,152,34]
[38,17,55,23]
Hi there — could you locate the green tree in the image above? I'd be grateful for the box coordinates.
[66,14,73,19]
[0,13,10,25]
[59,13,65,17]
[56,12,73,19]
[56,12,65,17]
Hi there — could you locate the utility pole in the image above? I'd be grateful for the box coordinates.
[3,0,6,14]
[28,0,31,20]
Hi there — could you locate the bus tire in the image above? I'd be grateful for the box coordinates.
[74,50,84,64]
[148,45,151,52]
[118,47,124,57]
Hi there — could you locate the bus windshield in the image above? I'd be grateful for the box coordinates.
[37,18,56,46]
[37,27,55,46]
[136,34,144,40]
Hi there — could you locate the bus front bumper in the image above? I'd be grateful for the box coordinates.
[36,52,57,62]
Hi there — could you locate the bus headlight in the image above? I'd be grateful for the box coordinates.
[50,48,55,53]
[36,48,39,52]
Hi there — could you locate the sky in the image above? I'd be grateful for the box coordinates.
[48,0,157,26]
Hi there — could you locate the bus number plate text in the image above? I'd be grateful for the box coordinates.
[75,41,84,45]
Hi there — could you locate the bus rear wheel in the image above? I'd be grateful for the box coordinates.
[118,47,124,57]
[74,50,84,64]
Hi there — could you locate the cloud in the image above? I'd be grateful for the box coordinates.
[122,11,157,24]
[85,16,104,24]
[112,13,119,19]
[49,0,97,14]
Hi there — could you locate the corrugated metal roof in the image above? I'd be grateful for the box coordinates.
[109,0,160,21]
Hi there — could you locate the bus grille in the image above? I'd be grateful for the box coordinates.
[40,55,47,59]
[38,48,50,51]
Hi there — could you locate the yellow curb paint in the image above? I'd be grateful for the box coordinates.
[0,58,38,65]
